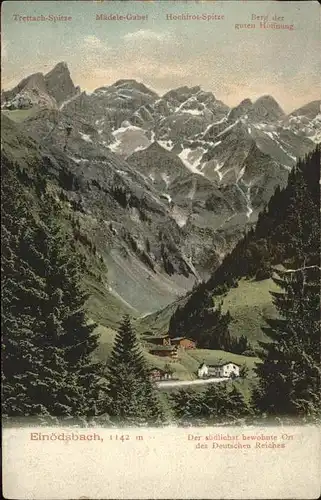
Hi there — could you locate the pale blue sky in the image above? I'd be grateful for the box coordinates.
[1,1,320,112]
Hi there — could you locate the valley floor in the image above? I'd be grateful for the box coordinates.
[95,325,260,383]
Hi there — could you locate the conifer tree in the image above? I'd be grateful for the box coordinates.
[2,164,74,421]
[252,155,320,420]
[201,383,231,423]
[252,265,320,419]
[2,159,106,421]
[107,315,164,425]
[1,161,51,419]
[225,386,250,419]
[171,382,250,426]
[170,389,206,425]
[169,287,231,350]
[31,200,106,419]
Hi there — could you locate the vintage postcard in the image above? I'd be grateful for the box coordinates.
[1,0,321,498]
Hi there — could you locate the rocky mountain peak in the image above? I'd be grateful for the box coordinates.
[21,72,47,91]
[112,79,158,97]
[2,72,46,101]
[240,98,253,107]
[228,95,285,123]
[228,98,253,121]
[162,85,202,104]
[289,100,321,119]
[253,95,285,120]
[1,71,55,110]
[254,94,281,106]
[1,62,80,111]
[2,64,319,315]
[44,61,80,105]
[48,61,69,72]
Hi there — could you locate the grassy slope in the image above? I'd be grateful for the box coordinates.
[127,278,276,382]
[135,294,189,336]
[85,275,137,329]
[2,108,41,123]
[185,349,259,375]
[95,329,260,382]
[50,191,136,331]
[220,278,279,344]
[125,278,276,383]
[136,277,279,345]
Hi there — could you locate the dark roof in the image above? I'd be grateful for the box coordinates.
[171,337,195,342]
[149,367,171,374]
[149,346,177,352]
[145,335,169,340]
[208,362,241,368]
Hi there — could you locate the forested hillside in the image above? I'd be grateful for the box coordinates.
[1,155,106,421]
[1,142,167,424]
[168,146,320,348]
[168,145,320,421]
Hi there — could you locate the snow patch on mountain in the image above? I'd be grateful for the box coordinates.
[309,128,321,143]
[178,147,205,175]
[59,92,81,111]
[214,160,224,181]
[246,186,253,218]
[263,130,275,140]
[109,122,151,156]
[116,169,129,177]
[161,172,171,188]
[129,207,141,223]
[175,96,197,113]
[187,178,197,200]
[157,139,174,151]
[235,182,253,219]
[274,137,297,161]
[181,108,203,116]
[205,117,227,130]
[68,156,89,164]
[132,144,149,153]
[171,206,188,228]
[79,132,92,143]
[236,166,246,183]
[217,120,239,138]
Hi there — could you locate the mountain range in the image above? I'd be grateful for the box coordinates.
[2,61,320,314]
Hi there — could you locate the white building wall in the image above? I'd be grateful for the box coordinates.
[197,365,209,378]
[198,363,240,379]
[208,367,222,377]
[222,363,240,377]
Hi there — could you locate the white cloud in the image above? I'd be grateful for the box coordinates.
[123,30,171,43]
[83,35,104,49]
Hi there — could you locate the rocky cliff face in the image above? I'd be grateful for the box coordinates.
[44,62,80,105]
[2,62,319,315]
[1,62,80,111]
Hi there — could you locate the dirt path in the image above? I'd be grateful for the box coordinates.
[157,377,227,388]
